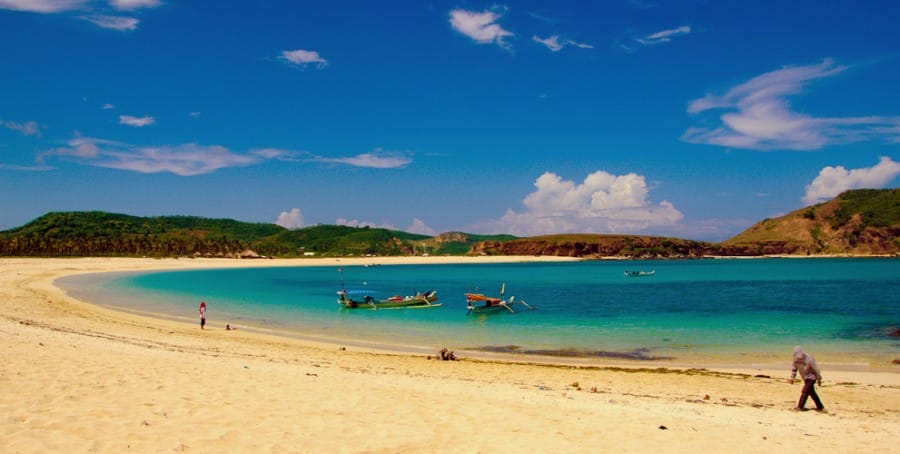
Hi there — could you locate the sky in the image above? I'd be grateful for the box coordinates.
[1,0,899,241]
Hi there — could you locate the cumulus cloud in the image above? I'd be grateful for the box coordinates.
[280,49,328,69]
[803,157,900,204]
[79,14,138,30]
[335,218,396,230]
[407,218,437,236]
[1,119,42,137]
[275,208,305,230]
[38,137,262,176]
[472,170,683,236]
[0,0,87,13]
[532,35,593,52]
[119,114,155,127]
[683,59,900,151]
[449,8,514,49]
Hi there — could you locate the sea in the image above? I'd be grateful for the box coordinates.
[59,258,900,367]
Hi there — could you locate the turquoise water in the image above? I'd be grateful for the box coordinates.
[60,258,900,362]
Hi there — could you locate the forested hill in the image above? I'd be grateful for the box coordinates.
[1,188,897,258]
[0,211,504,257]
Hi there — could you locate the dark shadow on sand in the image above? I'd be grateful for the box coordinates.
[474,345,674,360]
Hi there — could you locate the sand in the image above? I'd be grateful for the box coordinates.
[1,257,897,453]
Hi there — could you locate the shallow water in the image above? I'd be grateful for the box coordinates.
[60,258,900,363]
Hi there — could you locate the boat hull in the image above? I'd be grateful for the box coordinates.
[338,291,439,309]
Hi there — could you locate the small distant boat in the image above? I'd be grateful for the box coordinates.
[466,283,533,315]
[624,270,655,277]
[337,289,440,309]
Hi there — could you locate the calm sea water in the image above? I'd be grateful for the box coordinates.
[60,258,900,363]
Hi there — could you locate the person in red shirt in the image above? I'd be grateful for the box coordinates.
[198,301,207,330]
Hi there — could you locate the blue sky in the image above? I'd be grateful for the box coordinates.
[1,0,898,241]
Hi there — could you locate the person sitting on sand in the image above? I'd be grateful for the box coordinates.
[226,324,238,331]
[439,348,456,361]
[790,346,824,411]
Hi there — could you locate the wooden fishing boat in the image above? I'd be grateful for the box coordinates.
[335,266,440,309]
[465,283,533,314]
[337,289,440,309]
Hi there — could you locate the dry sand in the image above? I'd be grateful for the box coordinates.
[1,257,897,453]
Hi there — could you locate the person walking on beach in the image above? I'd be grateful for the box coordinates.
[199,301,207,330]
[790,346,824,411]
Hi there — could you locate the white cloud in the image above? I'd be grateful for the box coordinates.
[39,137,262,176]
[1,119,42,137]
[188,111,200,118]
[472,170,683,236]
[407,218,436,236]
[803,157,900,204]
[335,218,396,230]
[532,35,593,52]
[683,59,900,150]
[449,8,513,49]
[617,25,690,52]
[252,148,411,168]
[311,149,412,169]
[0,1,157,30]
[275,208,305,230]
[251,148,302,161]
[119,114,155,127]
[280,49,328,69]
[33,138,414,175]
[0,162,54,171]
[81,14,139,30]
[109,0,161,11]
[102,103,115,110]
[0,0,87,13]
[636,25,691,45]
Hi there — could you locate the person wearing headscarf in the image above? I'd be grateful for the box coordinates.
[790,346,824,411]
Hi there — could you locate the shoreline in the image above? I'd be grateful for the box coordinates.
[54,256,899,373]
[2,257,898,451]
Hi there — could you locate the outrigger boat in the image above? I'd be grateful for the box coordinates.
[624,270,655,277]
[336,267,440,309]
[337,289,439,309]
[465,283,533,315]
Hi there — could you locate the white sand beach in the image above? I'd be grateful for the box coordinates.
[1,257,897,453]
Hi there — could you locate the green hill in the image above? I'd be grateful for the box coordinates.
[717,188,900,255]
[1,188,897,258]
[0,212,500,257]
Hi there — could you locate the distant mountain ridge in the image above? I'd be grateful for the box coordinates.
[1,189,897,258]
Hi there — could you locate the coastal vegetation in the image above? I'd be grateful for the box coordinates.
[1,189,897,258]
